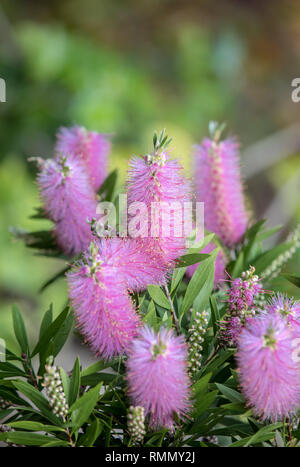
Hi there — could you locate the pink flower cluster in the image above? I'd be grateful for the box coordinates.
[127,151,191,268]
[194,136,248,247]
[36,154,97,256]
[237,312,300,421]
[56,126,110,191]
[36,126,110,256]
[127,327,190,429]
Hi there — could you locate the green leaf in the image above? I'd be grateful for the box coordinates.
[244,219,265,243]
[70,383,102,433]
[12,380,63,426]
[147,285,170,309]
[0,431,56,446]
[229,423,282,447]
[209,296,220,335]
[31,305,70,358]
[7,421,65,433]
[12,305,29,355]
[256,225,282,242]
[193,264,215,314]
[68,357,81,406]
[193,390,218,417]
[143,300,157,328]
[176,253,209,268]
[97,169,118,202]
[79,418,103,446]
[39,305,53,338]
[41,440,70,447]
[80,360,112,378]
[201,349,235,376]
[281,273,300,288]
[53,311,74,356]
[170,266,186,294]
[0,362,26,377]
[59,367,70,402]
[216,383,245,404]
[192,372,212,398]
[253,242,294,275]
[231,251,244,278]
[181,251,217,316]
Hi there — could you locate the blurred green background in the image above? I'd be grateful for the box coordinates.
[0,0,300,358]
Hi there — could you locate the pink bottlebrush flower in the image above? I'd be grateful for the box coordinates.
[95,237,167,292]
[56,126,110,191]
[266,293,300,329]
[67,242,140,359]
[194,136,248,247]
[36,154,97,256]
[186,241,226,288]
[127,150,191,267]
[127,326,190,429]
[237,313,300,421]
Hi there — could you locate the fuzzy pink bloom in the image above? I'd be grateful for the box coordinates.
[67,243,140,359]
[127,326,190,429]
[127,152,191,268]
[186,241,226,288]
[194,137,248,247]
[95,237,167,292]
[36,154,97,256]
[56,126,110,191]
[237,313,300,421]
[266,293,300,335]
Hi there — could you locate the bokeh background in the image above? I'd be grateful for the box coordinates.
[0,0,300,363]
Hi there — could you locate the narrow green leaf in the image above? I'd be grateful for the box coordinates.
[210,296,220,335]
[170,266,186,293]
[281,273,300,288]
[53,311,74,356]
[68,357,81,406]
[97,169,118,202]
[143,300,157,328]
[216,383,245,404]
[80,360,112,378]
[7,421,65,432]
[31,306,69,358]
[79,418,103,447]
[70,383,102,433]
[181,251,217,316]
[12,305,29,354]
[147,285,170,309]
[1,431,56,446]
[193,390,218,417]
[12,380,63,426]
[39,305,53,339]
[176,253,209,268]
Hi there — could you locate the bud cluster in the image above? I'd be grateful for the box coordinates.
[127,405,146,445]
[188,311,209,376]
[219,266,262,347]
[42,356,69,421]
[228,266,262,317]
